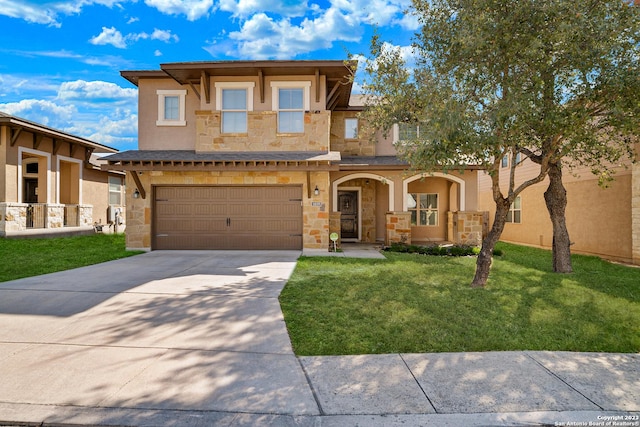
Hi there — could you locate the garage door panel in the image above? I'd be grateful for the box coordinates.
[153,185,302,250]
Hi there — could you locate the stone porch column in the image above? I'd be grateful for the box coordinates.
[385,211,411,246]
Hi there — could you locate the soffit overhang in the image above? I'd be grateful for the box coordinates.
[101,150,341,172]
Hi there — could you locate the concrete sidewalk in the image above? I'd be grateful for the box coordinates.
[0,251,637,427]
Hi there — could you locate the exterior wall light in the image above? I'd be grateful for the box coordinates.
[133,189,140,199]
[314,185,319,196]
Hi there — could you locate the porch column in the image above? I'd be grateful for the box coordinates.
[385,211,411,246]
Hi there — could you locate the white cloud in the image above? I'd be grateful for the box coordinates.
[224,8,362,59]
[0,99,76,126]
[143,0,215,21]
[0,79,138,149]
[0,1,60,26]
[149,28,179,43]
[89,27,179,48]
[90,26,127,49]
[154,49,163,56]
[0,0,124,26]
[57,80,138,104]
[218,0,309,18]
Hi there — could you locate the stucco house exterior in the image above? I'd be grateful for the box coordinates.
[477,148,640,266]
[0,113,126,237]
[103,60,487,251]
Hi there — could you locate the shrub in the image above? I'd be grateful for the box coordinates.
[385,243,479,257]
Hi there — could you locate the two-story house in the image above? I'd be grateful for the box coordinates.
[103,60,487,251]
[478,149,640,266]
[1,113,126,237]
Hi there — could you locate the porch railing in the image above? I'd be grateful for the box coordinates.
[26,204,46,229]
[64,205,80,227]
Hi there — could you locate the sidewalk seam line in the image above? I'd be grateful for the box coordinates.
[524,351,604,411]
[399,353,438,414]
[296,357,325,416]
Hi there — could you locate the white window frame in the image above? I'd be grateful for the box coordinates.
[215,82,255,134]
[271,81,311,134]
[393,123,421,143]
[156,89,187,126]
[345,117,359,139]
[108,176,123,206]
[507,196,522,224]
[407,192,439,227]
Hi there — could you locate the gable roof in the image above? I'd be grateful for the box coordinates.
[121,59,357,110]
[0,112,118,154]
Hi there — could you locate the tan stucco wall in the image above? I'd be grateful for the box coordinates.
[478,160,636,264]
[0,126,7,201]
[408,177,451,242]
[125,170,330,250]
[137,78,199,150]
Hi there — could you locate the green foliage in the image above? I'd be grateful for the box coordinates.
[386,242,478,256]
[280,242,640,355]
[359,0,640,285]
[0,234,142,282]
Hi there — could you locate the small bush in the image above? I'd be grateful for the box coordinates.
[385,243,479,257]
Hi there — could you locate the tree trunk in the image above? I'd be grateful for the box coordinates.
[471,200,510,288]
[544,162,573,273]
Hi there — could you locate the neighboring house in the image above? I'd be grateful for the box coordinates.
[0,112,126,237]
[103,60,486,251]
[477,149,640,266]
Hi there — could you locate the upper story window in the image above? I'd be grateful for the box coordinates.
[393,123,421,144]
[271,81,311,134]
[109,176,123,205]
[215,82,255,134]
[506,196,522,223]
[157,89,186,126]
[345,118,359,139]
[501,155,509,168]
[407,193,439,226]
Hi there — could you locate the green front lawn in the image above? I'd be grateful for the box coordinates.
[280,243,640,355]
[0,234,142,282]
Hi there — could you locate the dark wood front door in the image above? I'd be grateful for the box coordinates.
[338,191,358,239]
[24,178,38,203]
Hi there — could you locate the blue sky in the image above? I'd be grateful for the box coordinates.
[0,0,418,151]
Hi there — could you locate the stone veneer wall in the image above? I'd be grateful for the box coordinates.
[329,211,341,250]
[633,160,640,265]
[385,212,411,245]
[0,203,26,234]
[79,205,94,227]
[448,211,488,246]
[125,170,331,250]
[330,111,375,156]
[48,204,64,229]
[1,203,95,235]
[195,111,330,152]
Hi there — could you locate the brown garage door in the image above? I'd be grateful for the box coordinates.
[153,185,303,250]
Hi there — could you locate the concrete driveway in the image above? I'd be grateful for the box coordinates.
[0,250,319,425]
[1,251,638,426]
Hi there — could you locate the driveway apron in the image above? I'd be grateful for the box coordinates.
[0,251,319,418]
